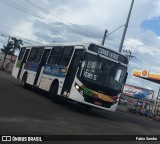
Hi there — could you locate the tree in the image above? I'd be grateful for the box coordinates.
[11,37,23,53]
[1,41,14,70]
[0,37,23,70]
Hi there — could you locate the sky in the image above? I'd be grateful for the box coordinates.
[0,0,160,99]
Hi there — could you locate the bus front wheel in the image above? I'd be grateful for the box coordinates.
[49,83,59,103]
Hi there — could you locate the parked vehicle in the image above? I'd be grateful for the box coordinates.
[154,114,160,121]
[137,109,145,116]
[144,111,155,119]
[119,96,128,105]
[127,107,137,114]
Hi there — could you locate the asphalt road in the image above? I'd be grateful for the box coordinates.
[0,70,160,143]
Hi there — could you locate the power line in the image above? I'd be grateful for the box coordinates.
[0,0,148,50]
[0,24,40,41]
[0,0,146,48]
[24,0,49,14]
[105,29,144,48]
[23,0,103,38]
[109,33,144,47]
[0,0,102,39]
[0,32,37,45]
[0,0,70,34]
[0,32,42,44]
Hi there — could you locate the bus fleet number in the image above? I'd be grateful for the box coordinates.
[83,71,97,81]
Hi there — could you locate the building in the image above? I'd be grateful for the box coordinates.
[132,69,160,113]
[0,52,17,73]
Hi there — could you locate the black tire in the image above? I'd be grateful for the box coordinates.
[49,83,59,103]
[21,74,27,88]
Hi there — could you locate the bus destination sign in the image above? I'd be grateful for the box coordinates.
[98,48,119,61]
[88,44,128,64]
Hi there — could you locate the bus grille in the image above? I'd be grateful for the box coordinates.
[84,95,113,108]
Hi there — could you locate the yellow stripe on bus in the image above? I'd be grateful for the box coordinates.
[92,91,114,102]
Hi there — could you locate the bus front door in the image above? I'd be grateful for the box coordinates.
[61,49,83,95]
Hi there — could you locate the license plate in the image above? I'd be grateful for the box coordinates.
[94,101,102,106]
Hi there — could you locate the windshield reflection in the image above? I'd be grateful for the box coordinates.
[77,53,127,94]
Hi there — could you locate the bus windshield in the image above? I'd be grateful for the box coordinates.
[77,53,127,95]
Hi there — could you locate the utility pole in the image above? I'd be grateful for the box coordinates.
[119,0,134,53]
[123,49,136,61]
[101,29,107,45]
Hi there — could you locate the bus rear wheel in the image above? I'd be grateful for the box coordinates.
[49,83,59,103]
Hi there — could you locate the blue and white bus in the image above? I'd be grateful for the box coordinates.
[12,43,128,111]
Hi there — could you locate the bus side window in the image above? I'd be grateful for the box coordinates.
[57,46,73,67]
[18,47,26,60]
[47,46,62,64]
[27,47,38,62]
[41,49,51,65]
[34,47,44,63]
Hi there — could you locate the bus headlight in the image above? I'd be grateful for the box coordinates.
[75,83,84,96]
[75,85,80,90]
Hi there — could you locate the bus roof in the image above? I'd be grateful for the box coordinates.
[22,42,91,48]
[21,42,128,62]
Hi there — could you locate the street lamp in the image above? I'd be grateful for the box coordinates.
[101,24,125,46]
[101,29,108,46]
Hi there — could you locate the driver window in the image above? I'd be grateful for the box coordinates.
[115,69,122,82]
